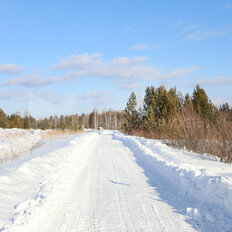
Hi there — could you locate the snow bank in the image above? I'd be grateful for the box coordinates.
[0,129,47,163]
[113,132,232,217]
[0,132,89,231]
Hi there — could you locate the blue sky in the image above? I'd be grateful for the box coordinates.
[0,0,232,118]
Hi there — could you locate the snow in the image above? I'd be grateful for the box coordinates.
[0,130,231,231]
[0,128,47,163]
[113,131,232,231]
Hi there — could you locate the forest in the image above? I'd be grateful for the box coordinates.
[123,84,232,162]
[0,108,123,131]
[0,84,231,162]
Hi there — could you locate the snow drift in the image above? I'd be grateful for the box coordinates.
[113,131,232,226]
[0,129,47,163]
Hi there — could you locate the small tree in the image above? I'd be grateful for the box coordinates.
[184,93,193,109]
[123,92,138,130]
[0,109,7,128]
[192,84,215,120]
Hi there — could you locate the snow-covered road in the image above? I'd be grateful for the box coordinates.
[0,130,232,231]
[50,131,195,232]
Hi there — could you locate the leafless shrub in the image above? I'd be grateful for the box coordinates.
[163,108,232,163]
[125,108,232,163]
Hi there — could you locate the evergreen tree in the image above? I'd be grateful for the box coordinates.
[123,92,138,129]
[145,105,157,128]
[143,86,155,113]
[23,116,30,129]
[143,86,180,127]
[79,113,86,129]
[184,93,193,109]
[0,109,7,128]
[192,84,214,120]
[167,87,181,116]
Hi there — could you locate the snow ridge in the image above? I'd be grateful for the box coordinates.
[0,129,46,162]
[113,131,232,230]
[0,133,93,232]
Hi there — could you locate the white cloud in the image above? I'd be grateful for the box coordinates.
[226,4,232,9]
[111,56,147,65]
[152,43,164,49]
[130,43,164,50]
[2,53,198,88]
[0,64,25,75]
[119,82,140,90]
[1,72,67,87]
[29,92,72,105]
[130,44,149,50]
[181,25,232,41]
[54,53,103,70]
[199,76,232,87]
[0,87,70,107]
[0,89,25,99]
[167,66,199,78]
[56,53,198,82]
[173,21,184,28]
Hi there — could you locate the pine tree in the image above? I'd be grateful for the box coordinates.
[145,105,157,128]
[123,92,138,130]
[23,116,30,129]
[192,84,214,120]
[0,109,7,128]
[167,87,181,116]
[184,93,193,109]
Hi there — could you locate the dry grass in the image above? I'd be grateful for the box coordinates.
[163,109,232,163]
[0,129,83,166]
[1,129,34,139]
[124,109,232,163]
[42,129,82,140]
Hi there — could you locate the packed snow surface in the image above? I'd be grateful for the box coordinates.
[0,130,232,231]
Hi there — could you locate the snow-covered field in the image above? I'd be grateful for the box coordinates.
[0,130,231,231]
[0,129,47,163]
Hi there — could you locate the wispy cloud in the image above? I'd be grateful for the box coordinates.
[180,25,232,41]
[226,3,232,9]
[0,89,25,99]
[57,53,198,82]
[80,91,114,105]
[173,21,184,28]
[130,43,164,50]
[2,53,198,88]
[54,53,103,70]
[0,87,71,107]
[199,76,232,87]
[185,25,198,31]
[29,92,73,105]
[124,26,133,34]
[119,82,140,90]
[111,56,147,65]
[55,53,198,83]
[130,44,149,50]
[1,72,67,87]
[0,64,25,75]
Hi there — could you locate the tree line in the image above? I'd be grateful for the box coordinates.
[123,84,232,162]
[0,109,123,131]
[1,84,231,162]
